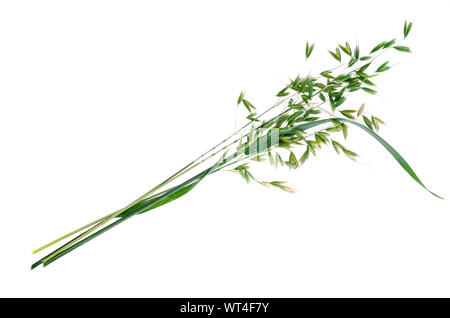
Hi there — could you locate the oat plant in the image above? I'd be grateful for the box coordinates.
[32,21,441,269]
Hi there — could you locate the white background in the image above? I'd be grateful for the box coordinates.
[1,1,449,297]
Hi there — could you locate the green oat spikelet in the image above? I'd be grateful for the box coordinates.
[31,21,442,270]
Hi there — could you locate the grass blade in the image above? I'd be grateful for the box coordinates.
[340,119,443,199]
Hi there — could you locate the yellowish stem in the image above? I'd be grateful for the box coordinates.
[32,212,115,254]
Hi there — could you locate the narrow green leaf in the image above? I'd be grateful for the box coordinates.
[343,148,358,160]
[300,148,309,164]
[331,142,339,154]
[363,115,374,130]
[289,151,298,168]
[34,170,211,268]
[393,46,411,53]
[354,45,360,59]
[307,141,317,156]
[339,42,352,56]
[276,153,285,167]
[346,42,352,55]
[376,61,390,72]
[362,87,377,95]
[242,99,255,112]
[383,38,396,48]
[348,58,357,67]
[306,41,315,59]
[247,113,259,121]
[314,82,325,89]
[359,62,371,73]
[248,125,255,141]
[268,151,275,166]
[404,21,413,38]
[288,103,304,110]
[371,116,379,131]
[372,115,385,131]
[331,139,344,154]
[361,80,374,88]
[291,76,301,89]
[237,91,245,105]
[342,123,348,139]
[403,21,407,38]
[319,93,326,101]
[320,70,333,78]
[299,78,308,93]
[276,86,289,97]
[340,110,355,119]
[334,96,346,108]
[290,118,442,198]
[328,49,341,62]
[370,41,386,53]
[338,118,442,199]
